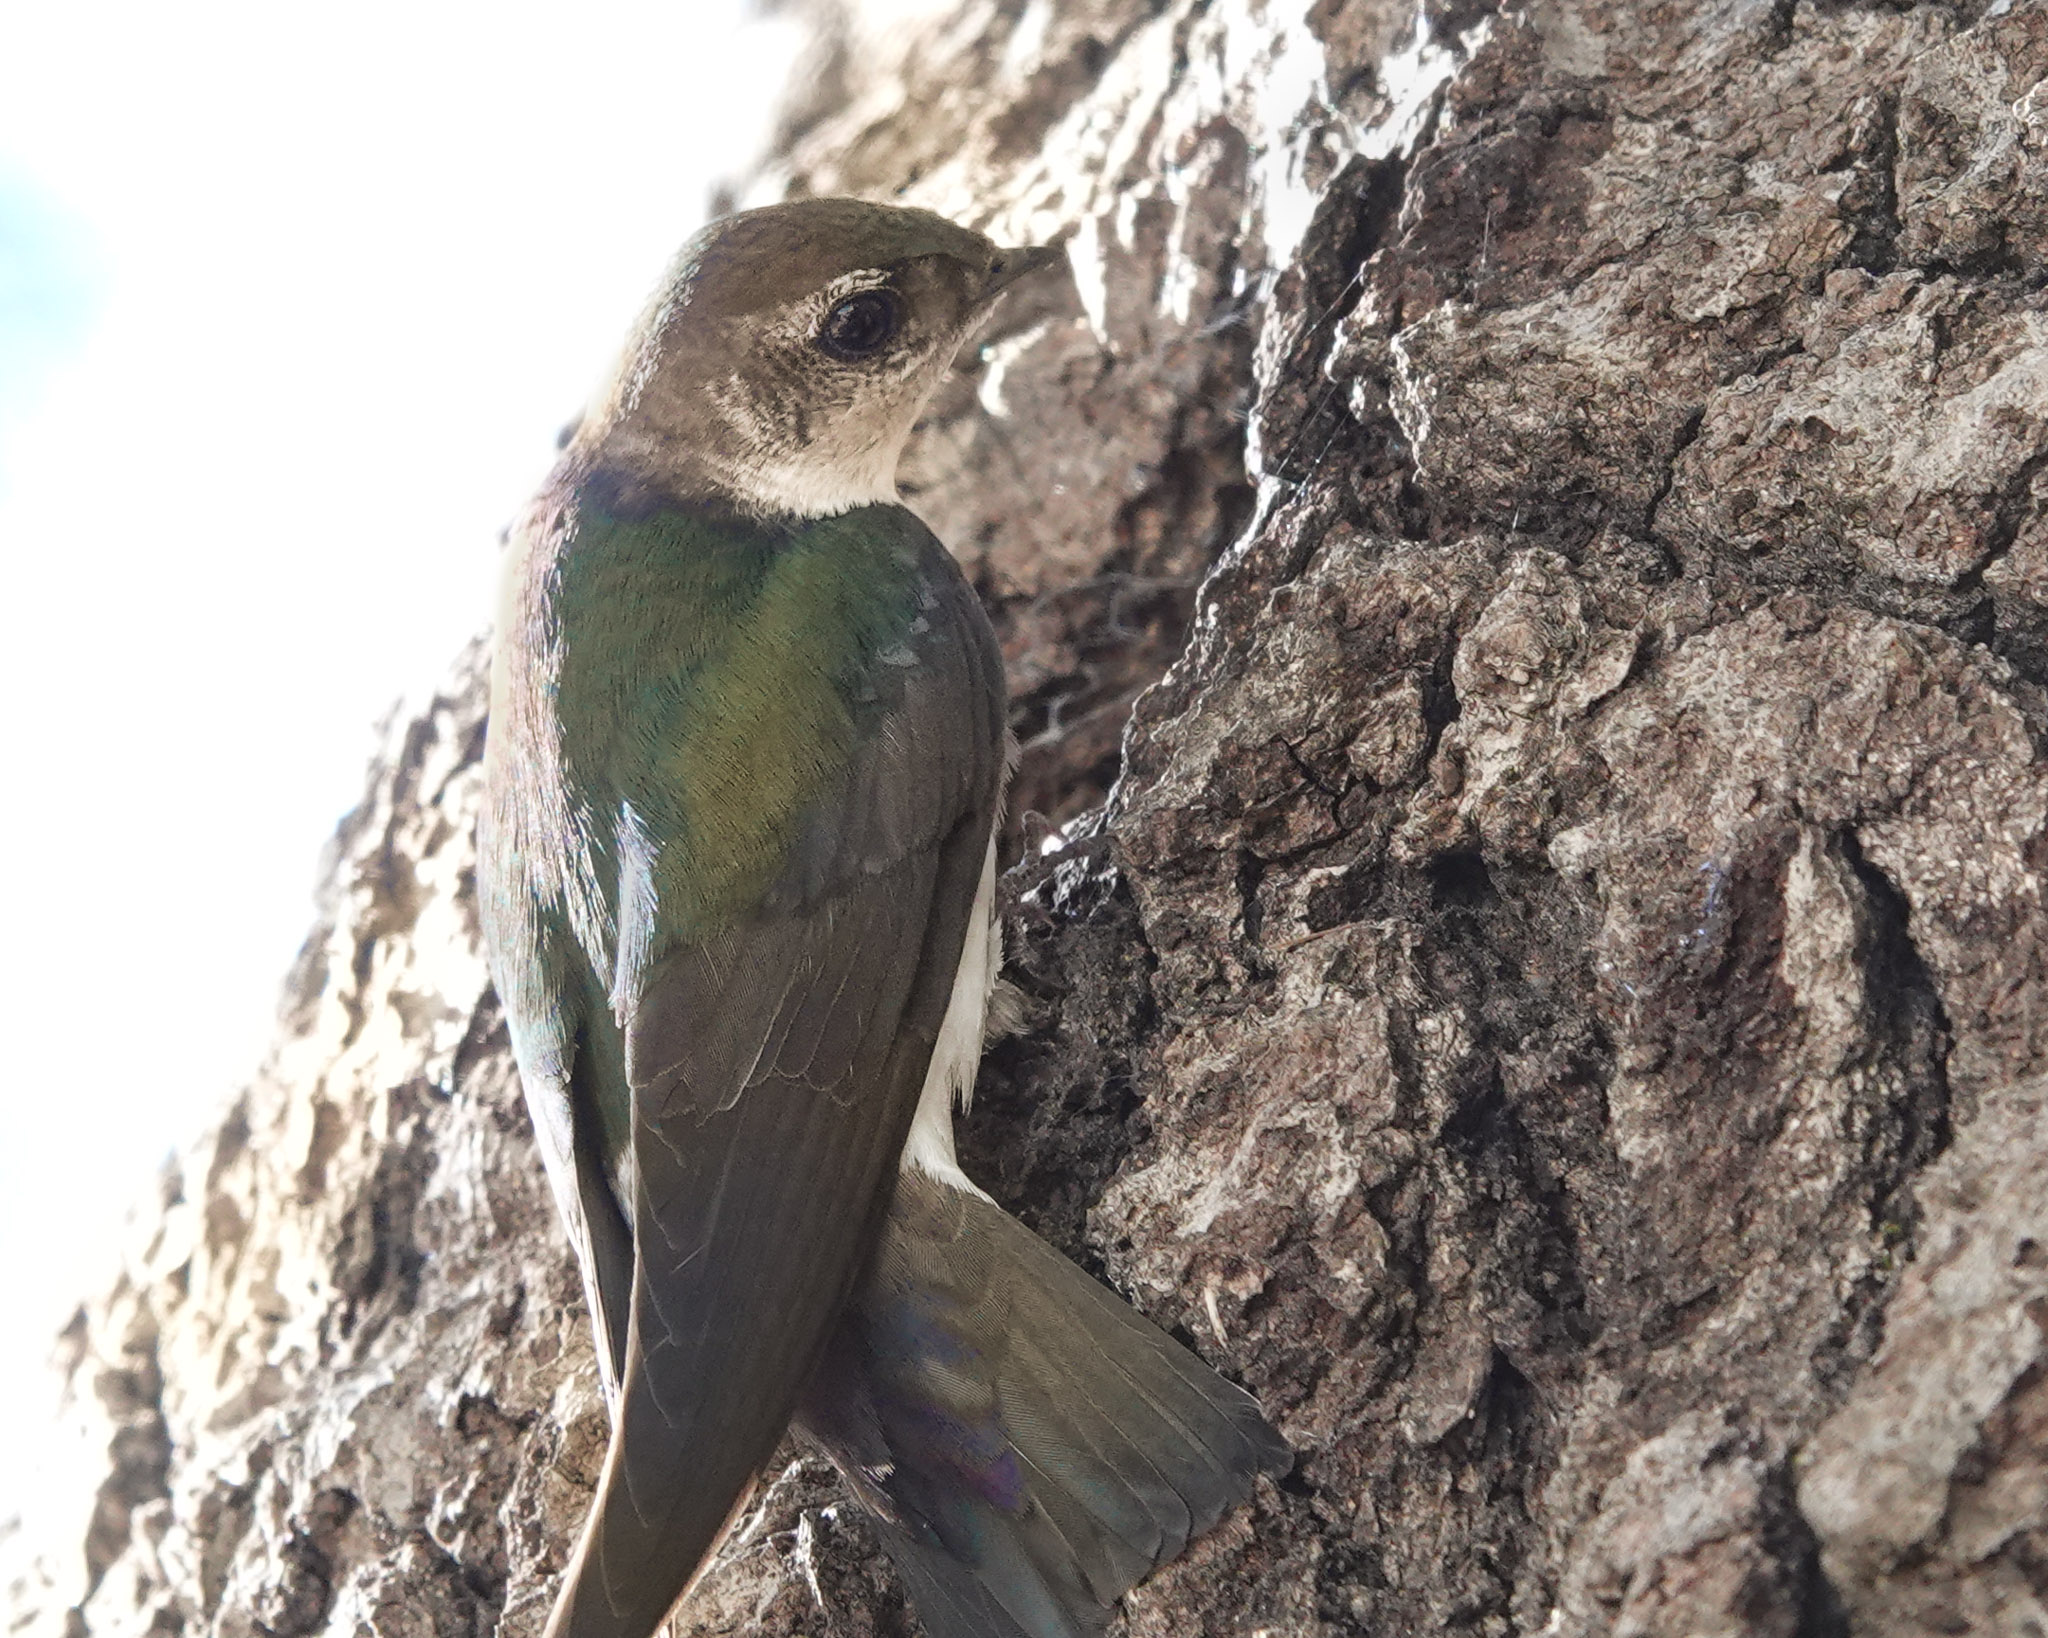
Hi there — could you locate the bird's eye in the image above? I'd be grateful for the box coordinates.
[815,290,901,361]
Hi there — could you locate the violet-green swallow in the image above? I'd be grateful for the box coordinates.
[478,197,1288,1638]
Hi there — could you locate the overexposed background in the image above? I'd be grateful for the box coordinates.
[0,0,799,1509]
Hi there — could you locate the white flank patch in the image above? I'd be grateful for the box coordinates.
[900,837,1000,1199]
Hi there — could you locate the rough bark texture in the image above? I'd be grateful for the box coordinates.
[8,2,2047,1636]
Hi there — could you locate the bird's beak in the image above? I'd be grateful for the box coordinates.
[980,243,1065,300]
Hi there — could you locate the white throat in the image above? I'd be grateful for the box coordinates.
[726,442,905,518]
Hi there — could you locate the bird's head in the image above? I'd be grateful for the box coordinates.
[571,197,1061,519]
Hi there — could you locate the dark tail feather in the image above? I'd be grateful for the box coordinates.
[875,1516,1055,1638]
[797,1170,1291,1638]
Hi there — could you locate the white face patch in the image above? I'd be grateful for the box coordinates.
[707,272,963,518]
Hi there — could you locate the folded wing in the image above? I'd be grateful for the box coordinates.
[542,532,1006,1638]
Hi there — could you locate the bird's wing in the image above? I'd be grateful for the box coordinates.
[546,531,1006,1638]
[480,854,637,1410]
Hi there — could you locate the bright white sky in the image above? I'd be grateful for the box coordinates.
[0,0,799,1499]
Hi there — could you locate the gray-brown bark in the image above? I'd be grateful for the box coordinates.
[7,2,2046,1636]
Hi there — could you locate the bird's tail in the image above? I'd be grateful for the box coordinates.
[795,1169,1290,1638]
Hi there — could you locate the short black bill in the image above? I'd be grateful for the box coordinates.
[981,243,1065,298]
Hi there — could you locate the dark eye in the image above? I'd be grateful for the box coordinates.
[816,290,901,361]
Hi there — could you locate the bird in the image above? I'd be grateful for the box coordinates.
[477,196,1290,1638]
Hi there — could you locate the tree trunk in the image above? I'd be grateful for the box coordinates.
[9,2,2046,1635]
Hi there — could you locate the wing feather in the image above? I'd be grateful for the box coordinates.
[541,529,1006,1638]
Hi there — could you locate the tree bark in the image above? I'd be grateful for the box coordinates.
[8,2,2046,1635]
